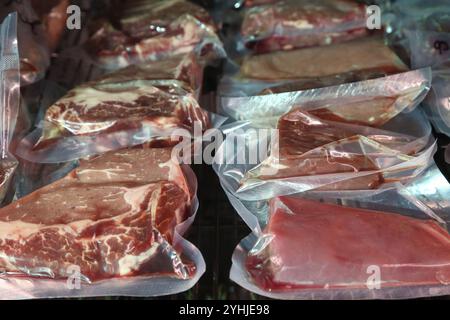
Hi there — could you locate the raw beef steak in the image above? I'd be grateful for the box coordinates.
[241,0,368,53]
[240,37,408,80]
[246,197,450,291]
[0,147,195,282]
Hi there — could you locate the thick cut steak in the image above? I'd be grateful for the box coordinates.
[240,37,408,80]
[87,0,219,69]
[34,76,209,150]
[241,0,367,53]
[240,101,420,190]
[246,197,450,291]
[0,147,194,282]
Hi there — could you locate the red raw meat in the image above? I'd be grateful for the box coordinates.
[241,105,419,190]
[241,0,368,53]
[87,0,219,69]
[240,37,409,81]
[33,61,209,150]
[0,147,195,282]
[246,197,450,291]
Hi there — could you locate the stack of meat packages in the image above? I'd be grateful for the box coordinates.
[0,0,221,299]
[216,0,450,299]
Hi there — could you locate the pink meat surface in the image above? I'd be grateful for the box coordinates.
[240,37,409,81]
[87,0,219,69]
[0,147,195,282]
[246,197,450,291]
[241,106,417,190]
[241,0,368,53]
[34,68,209,150]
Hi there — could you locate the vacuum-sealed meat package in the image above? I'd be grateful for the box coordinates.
[232,194,450,299]
[86,0,224,70]
[0,13,20,203]
[240,37,408,81]
[218,37,409,98]
[221,68,429,122]
[214,69,434,200]
[0,0,50,85]
[406,30,450,137]
[241,0,368,53]
[0,146,205,299]
[16,53,210,163]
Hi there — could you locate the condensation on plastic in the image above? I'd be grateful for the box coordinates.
[0,13,20,203]
[0,151,205,299]
[220,68,431,121]
[240,0,368,53]
[80,0,226,71]
[226,172,450,299]
[0,0,50,85]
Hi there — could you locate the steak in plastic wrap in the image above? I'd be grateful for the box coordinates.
[32,65,209,151]
[246,197,450,291]
[240,97,425,191]
[0,147,196,282]
[87,0,221,69]
[241,0,368,53]
[240,37,409,81]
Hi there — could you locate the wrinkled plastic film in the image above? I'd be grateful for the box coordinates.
[240,0,368,54]
[214,105,434,201]
[228,183,450,299]
[0,147,205,299]
[220,68,431,122]
[0,13,20,203]
[83,0,225,71]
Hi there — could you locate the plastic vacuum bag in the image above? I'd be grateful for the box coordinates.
[0,12,20,204]
[15,52,223,163]
[84,0,225,70]
[0,0,50,85]
[218,37,409,98]
[220,68,431,124]
[240,0,368,54]
[0,146,205,299]
[405,30,450,136]
[229,184,450,299]
[214,70,434,201]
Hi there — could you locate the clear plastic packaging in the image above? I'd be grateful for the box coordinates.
[229,186,450,299]
[214,69,433,201]
[15,53,226,163]
[84,0,225,70]
[220,68,431,121]
[0,13,20,203]
[0,146,205,299]
[239,37,408,81]
[240,0,368,53]
[406,30,450,136]
[0,0,50,85]
[218,37,409,98]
